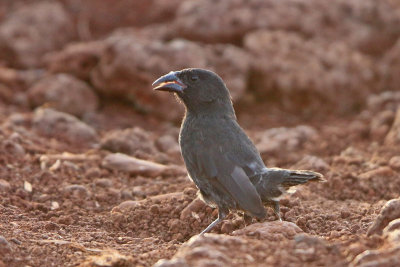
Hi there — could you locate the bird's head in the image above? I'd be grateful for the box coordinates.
[152,68,235,117]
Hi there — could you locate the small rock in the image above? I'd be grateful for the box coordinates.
[255,125,318,154]
[94,178,113,188]
[111,200,140,213]
[102,153,167,177]
[156,135,181,159]
[367,198,400,236]
[0,2,74,68]
[383,218,400,234]
[367,91,400,112]
[0,179,11,192]
[80,250,134,267]
[294,234,333,262]
[49,160,61,172]
[0,236,11,255]
[23,181,32,193]
[44,222,60,231]
[232,221,303,241]
[2,140,25,156]
[158,234,243,266]
[45,41,104,81]
[180,198,206,220]
[291,155,329,172]
[220,221,234,234]
[27,74,99,117]
[63,184,89,200]
[370,110,395,141]
[101,127,157,158]
[359,166,394,180]
[351,246,400,267]
[389,156,400,170]
[85,167,102,179]
[33,108,97,144]
[168,219,181,233]
[51,201,60,210]
[385,108,400,145]
[383,218,400,244]
[154,259,189,267]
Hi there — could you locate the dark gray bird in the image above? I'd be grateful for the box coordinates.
[152,68,324,234]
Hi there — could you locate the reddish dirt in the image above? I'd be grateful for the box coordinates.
[1,1,400,267]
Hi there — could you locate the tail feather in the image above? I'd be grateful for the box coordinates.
[254,168,325,203]
[282,170,325,187]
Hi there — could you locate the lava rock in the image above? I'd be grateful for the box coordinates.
[45,41,105,81]
[63,0,181,38]
[91,30,250,120]
[33,108,97,144]
[0,179,11,192]
[101,127,157,159]
[63,184,90,200]
[102,153,167,177]
[367,198,400,236]
[28,74,99,117]
[0,2,74,68]
[233,221,303,241]
[255,125,318,154]
[244,30,375,115]
[291,155,330,172]
[173,0,400,55]
[385,108,400,145]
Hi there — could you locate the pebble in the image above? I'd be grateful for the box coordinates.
[0,236,11,255]
[102,153,167,177]
[367,198,400,236]
[63,184,89,200]
[0,179,11,192]
[389,156,400,170]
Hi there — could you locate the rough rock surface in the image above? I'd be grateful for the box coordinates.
[244,30,375,114]
[173,0,400,55]
[385,108,400,145]
[367,198,400,236]
[255,125,318,155]
[101,127,157,159]
[102,153,169,177]
[32,108,97,144]
[91,30,250,120]
[291,155,330,172]
[379,39,400,92]
[27,74,99,117]
[232,221,303,241]
[0,2,74,68]
[44,41,105,81]
[63,0,181,38]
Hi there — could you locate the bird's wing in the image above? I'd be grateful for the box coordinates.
[195,147,266,218]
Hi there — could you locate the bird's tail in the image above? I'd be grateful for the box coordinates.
[280,170,325,188]
[252,168,325,203]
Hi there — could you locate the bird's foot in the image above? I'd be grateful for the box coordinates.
[200,209,227,235]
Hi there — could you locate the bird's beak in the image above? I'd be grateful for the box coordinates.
[152,71,187,93]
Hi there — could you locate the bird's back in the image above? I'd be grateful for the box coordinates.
[179,113,267,218]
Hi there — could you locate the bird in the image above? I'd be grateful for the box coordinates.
[152,68,324,234]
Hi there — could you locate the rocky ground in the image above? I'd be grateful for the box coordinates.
[1,0,400,266]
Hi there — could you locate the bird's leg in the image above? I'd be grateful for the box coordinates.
[273,201,282,221]
[200,209,227,235]
[243,213,253,225]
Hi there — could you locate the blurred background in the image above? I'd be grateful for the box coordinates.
[1,1,400,266]
[1,0,400,126]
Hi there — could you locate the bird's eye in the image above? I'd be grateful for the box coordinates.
[190,75,199,81]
